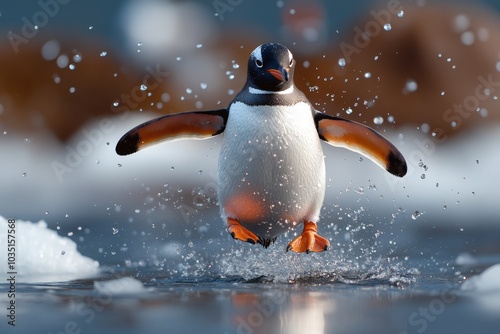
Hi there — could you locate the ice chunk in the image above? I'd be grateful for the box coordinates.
[461,264,500,292]
[94,277,151,295]
[0,216,99,282]
[461,264,500,313]
[456,252,476,265]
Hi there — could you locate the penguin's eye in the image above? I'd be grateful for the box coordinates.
[289,58,294,67]
[255,59,263,68]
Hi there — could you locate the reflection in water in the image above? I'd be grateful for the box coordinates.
[229,290,329,334]
[281,293,328,334]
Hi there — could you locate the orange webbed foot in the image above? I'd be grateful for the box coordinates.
[286,221,330,253]
[227,218,260,245]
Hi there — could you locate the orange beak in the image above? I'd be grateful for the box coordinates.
[267,67,289,82]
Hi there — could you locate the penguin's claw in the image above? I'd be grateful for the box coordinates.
[227,218,260,245]
[286,221,330,253]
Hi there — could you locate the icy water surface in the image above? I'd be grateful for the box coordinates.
[2,226,500,334]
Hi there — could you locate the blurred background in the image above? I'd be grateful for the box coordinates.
[0,0,499,266]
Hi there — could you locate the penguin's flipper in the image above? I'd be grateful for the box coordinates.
[315,113,407,177]
[116,109,228,155]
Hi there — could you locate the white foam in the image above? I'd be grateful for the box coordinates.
[94,277,151,295]
[0,216,99,282]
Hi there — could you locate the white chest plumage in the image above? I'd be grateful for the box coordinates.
[217,101,326,238]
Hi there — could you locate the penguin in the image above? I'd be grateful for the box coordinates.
[116,43,407,253]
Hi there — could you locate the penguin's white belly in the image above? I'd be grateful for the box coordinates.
[217,101,326,238]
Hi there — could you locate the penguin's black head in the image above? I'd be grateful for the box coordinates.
[247,43,295,92]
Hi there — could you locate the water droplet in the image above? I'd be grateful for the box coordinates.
[420,123,430,133]
[135,209,140,213]
[383,23,392,31]
[475,159,479,164]
[453,14,470,32]
[200,82,207,90]
[196,43,203,48]
[186,88,192,94]
[176,56,182,61]
[461,31,475,45]
[41,40,60,61]
[364,72,372,79]
[420,174,426,179]
[345,107,353,114]
[56,54,69,68]
[73,54,82,63]
[88,26,93,30]
[397,10,404,18]
[112,227,119,234]
[373,116,383,125]
[113,101,119,107]
[68,64,75,70]
[69,87,76,93]
[100,51,107,57]
[303,60,310,68]
[140,84,147,91]
[404,79,418,93]
[338,58,346,67]
[67,232,73,237]
[170,166,175,171]
[411,211,423,220]
[161,93,171,102]
[117,163,122,167]
[289,8,296,15]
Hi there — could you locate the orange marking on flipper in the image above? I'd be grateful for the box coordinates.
[315,113,407,177]
[116,109,227,155]
[286,221,329,253]
[227,218,260,245]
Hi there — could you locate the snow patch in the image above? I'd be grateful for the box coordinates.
[461,264,500,292]
[0,216,99,282]
[94,277,151,295]
[461,264,500,313]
